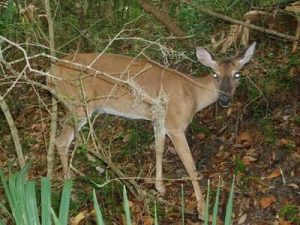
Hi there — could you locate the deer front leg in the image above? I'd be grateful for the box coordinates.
[153,123,166,195]
[167,130,205,218]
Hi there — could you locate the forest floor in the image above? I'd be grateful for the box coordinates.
[0,42,299,225]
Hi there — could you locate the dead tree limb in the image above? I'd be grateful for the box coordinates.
[187,2,299,41]
[138,0,191,47]
[0,97,25,168]
[161,0,169,14]
[44,0,57,178]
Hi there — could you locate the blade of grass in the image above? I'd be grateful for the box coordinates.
[204,179,210,225]
[0,171,15,220]
[212,177,221,225]
[25,181,40,225]
[41,177,51,225]
[123,186,132,225]
[224,176,235,225]
[7,172,23,224]
[15,164,30,224]
[8,165,30,225]
[93,189,105,225]
[51,208,62,225]
[58,179,73,225]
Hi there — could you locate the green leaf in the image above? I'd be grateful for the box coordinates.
[93,189,105,225]
[212,177,221,225]
[15,166,29,224]
[58,179,73,225]
[25,181,40,225]
[41,177,52,225]
[224,176,235,225]
[123,186,132,225]
[3,164,31,225]
[204,180,210,225]
[51,208,62,225]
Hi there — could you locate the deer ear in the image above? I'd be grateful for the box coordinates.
[196,47,216,70]
[238,42,256,67]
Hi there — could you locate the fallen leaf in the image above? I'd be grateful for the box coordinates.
[287,183,299,189]
[260,196,276,209]
[279,218,293,225]
[142,216,153,225]
[242,156,257,165]
[127,200,133,208]
[280,138,295,147]
[266,169,281,179]
[197,133,205,141]
[122,134,131,142]
[238,213,247,224]
[70,210,89,225]
[239,132,252,142]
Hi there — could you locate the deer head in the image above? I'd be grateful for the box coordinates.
[196,42,256,107]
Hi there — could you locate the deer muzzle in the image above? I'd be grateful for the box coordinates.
[218,94,231,108]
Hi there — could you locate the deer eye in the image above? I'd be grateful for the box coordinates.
[212,74,218,79]
[234,73,240,79]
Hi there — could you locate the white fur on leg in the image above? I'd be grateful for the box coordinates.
[155,180,166,195]
[153,121,166,196]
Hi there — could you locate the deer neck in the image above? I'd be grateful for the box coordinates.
[192,75,219,112]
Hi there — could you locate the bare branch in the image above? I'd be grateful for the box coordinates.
[44,0,57,178]
[187,2,299,41]
[0,98,25,168]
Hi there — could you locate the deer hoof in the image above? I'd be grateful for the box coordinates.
[155,182,166,196]
[197,201,205,220]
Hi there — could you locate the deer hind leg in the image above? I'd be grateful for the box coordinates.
[167,130,205,218]
[56,122,75,178]
[56,109,88,179]
[153,120,166,195]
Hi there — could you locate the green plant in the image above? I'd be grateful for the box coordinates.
[0,0,17,35]
[259,118,276,146]
[0,164,73,225]
[93,189,105,225]
[123,122,153,156]
[204,176,235,225]
[0,165,142,225]
[234,159,246,175]
[280,204,300,224]
[294,115,300,126]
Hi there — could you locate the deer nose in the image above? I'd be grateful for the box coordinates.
[219,94,231,107]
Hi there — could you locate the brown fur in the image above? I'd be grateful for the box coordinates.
[49,44,255,218]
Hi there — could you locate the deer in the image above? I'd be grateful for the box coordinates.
[48,42,256,218]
